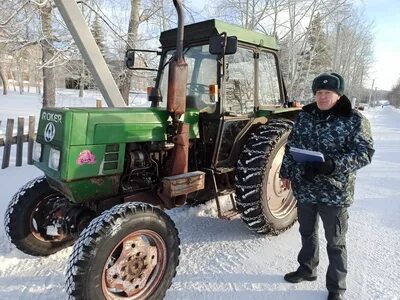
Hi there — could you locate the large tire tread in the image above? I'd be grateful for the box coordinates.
[235,119,296,235]
[66,202,180,300]
[4,176,74,256]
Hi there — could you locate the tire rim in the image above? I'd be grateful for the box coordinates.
[29,194,67,242]
[102,229,167,299]
[265,144,296,219]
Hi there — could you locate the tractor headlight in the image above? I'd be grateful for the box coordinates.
[48,148,61,171]
[33,142,42,162]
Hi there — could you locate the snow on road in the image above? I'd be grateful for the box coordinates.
[0,94,399,299]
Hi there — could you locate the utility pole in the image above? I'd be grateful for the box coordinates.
[332,16,350,71]
[333,23,341,71]
[54,0,126,107]
[367,79,375,108]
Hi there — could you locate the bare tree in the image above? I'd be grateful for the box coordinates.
[0,0,58,105]
[119,0,140,104]
[325,5,374,101]
[0,0,375,108]
[212,0,274,30]
[115,0,177,103]
[0,65,7,95]
[0,38,9,94]
[40,1,56,107]
[388,78,400,108]
[207,0,373,102]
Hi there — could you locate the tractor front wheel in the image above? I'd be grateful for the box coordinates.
[65,202,180,300]
[4,176,75,256]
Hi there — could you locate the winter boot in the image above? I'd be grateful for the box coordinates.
[327,292,344,300]
[283,271,317,283]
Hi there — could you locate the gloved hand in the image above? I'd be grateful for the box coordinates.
[303,157,334,181]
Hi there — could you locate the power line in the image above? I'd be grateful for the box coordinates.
[76,1,133,48]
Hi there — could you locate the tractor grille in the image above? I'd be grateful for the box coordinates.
[103,144,119,170]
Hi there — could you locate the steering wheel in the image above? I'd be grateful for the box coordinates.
[187,83,208,94]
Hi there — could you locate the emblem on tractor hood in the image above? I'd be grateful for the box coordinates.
[41,111,62,123]
[44,122,56,142]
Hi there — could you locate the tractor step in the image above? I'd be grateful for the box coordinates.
[203,168,238,220]
[214,193,239,219]
[219,208,240,220]
[204,169,239,220]
[215,167,235,174]
[218,189,233,196]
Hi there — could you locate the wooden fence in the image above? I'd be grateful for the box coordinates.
[0,116,36,169]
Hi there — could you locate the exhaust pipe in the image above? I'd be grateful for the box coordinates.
[164,0,189,206]
[167,0,188,119]
[174,0,184,61]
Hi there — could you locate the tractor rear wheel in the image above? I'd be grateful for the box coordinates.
[235,119,297,234]
[65,202,180,300]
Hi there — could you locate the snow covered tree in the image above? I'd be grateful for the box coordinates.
[307,14,331,74]
[118,0,140,104]
[211,0,273,31]
[91,14,108,61]
[0,34,8,95]
[327,8,374,102]
[40,1,56,107]
[0,65,7,95]
[388,79,400,108]
[294,13,331,101]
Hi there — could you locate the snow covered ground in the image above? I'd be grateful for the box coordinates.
[0,91,399,300]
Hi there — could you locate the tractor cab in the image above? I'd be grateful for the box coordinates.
[151,20,296,172]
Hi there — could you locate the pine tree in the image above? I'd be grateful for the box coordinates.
[308,14,331,74]
[295,13,332,102]
[91,14,107,60]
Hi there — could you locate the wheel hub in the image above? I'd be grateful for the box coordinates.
[266,144,295,218]
[30,195,70,242]
[103,230,166,298]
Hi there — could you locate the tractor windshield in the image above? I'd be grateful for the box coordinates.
[159,45,218,113]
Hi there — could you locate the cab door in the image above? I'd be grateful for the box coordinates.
[212,46,256,170]
[212,46,285,170]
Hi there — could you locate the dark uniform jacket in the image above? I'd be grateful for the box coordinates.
[280,95,374,207]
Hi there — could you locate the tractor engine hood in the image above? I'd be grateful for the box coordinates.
[36,107,199,147]
[34,106,199,203]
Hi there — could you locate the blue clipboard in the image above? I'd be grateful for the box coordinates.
[289,147,325,163]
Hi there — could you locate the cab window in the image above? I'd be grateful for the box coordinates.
[159,45,218,113]
[258,51,281,106]
[225,47,255,114]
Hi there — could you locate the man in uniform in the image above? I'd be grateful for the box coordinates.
[280,73,375,300]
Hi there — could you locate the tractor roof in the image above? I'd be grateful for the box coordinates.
[159,19,279,51]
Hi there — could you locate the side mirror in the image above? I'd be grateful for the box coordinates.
[125,49,135,69]
[209,35,237,55]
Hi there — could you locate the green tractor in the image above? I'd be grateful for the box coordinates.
[4,1,299,299]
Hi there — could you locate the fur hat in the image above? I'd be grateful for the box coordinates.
[312,72,345,95]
